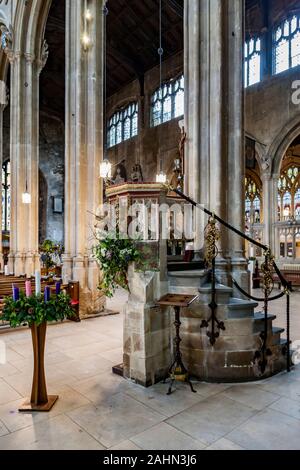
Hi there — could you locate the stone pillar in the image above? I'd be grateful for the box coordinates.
[184,0,223,255]
[5,42,46,276]
[185,0,248,288]
[262,171,271,248]
[63,0,105,316]
[271,174,280,258]
[0,79,7,271]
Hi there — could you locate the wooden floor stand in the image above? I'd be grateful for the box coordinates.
[18,322,59,413]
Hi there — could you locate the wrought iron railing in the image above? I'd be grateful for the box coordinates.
[166,185,292,374]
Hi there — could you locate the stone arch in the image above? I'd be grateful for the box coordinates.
[270,117,300,176]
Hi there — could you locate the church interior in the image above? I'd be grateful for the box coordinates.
[0,0,300,452]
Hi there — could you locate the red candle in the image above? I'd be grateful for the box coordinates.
[25,280,32,298]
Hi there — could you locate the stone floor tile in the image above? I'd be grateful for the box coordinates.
[66,393,165,448]
[0,362,19,379]
[268,396,300,421]
[0,419,9,437]
[0,378,22,405]
[205,438,245,450]
[69,372,133,405]
[0,414,104,450]
[109,440,142,450]
[125,381,205,418]
[166,395,256,445]
[227,408,300,450]
[220,384,280,410]
[131,422,206,450]
[0,385,91,433]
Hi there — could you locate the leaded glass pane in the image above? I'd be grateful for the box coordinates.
[245,37,262,87]
[107,102,139,148]
[275,38,289,73]
[151,75,184,127]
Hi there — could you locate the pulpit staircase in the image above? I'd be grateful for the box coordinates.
[168,270,288,381]
[165,186,293,382]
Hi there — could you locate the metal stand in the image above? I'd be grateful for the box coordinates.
[156,293,198,395]
[166,306,196,395]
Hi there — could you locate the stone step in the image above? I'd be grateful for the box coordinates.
[271,327,285,345]
[168,270,209,294]
[227,297,258,318]
[198,283,233,305]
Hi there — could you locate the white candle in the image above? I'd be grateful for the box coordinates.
[250,246,254,258]
[35,270,41,296]
[4,265,9,276]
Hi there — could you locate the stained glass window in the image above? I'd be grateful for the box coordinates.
[245,37,261,87]
[2,160,11,232]
[273,15,300,74]
[278,165,300,221]
[245,176,262,224]
[151,75,184,127]
[107,102,138,148]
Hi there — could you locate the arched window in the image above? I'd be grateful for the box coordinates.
[151,75,184,127]
[2,160,11,232]
[245,37,261,87]
[245,176,262,224]
[278,165,300,220]
[107,102,138,148]
[273,15,300,74]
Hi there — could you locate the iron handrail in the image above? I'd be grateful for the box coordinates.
[168,186,290,291]
[167,185,292,374]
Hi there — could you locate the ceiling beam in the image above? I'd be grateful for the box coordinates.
[108,40,145,78]
[167,0,183,18]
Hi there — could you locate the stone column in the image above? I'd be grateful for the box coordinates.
[63,0,105,316]
[262,171,271,248]
[7,49,43,276]
[184,0,223,256]
[0,79,7,271]
[185,0,248,288]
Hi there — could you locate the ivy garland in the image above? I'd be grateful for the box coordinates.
[93,234,144,298]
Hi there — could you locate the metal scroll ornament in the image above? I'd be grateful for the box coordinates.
[253,249,274,374]
[201,216,225,345]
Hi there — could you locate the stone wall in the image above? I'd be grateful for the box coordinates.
[245,66,300,167]
[107,52,183,183]
[3,107,65,245]
[39,112,64,244]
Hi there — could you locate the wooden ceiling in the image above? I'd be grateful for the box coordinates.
[106,0,184,96]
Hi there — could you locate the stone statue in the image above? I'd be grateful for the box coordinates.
[131,163,144,183]
[113,163,127,185]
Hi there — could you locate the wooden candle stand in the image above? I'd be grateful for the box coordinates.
[19,323,58,412]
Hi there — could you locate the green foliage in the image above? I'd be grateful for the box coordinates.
[40,239,64,269]
[93,235,144,298]
[2,292,75,328]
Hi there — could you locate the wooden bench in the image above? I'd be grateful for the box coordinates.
[253,263,300,289]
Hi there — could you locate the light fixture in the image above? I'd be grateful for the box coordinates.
[22,191,31,204]
[85,9,92,21]
[82,33,91,49]
[22,153,31,204]
[100,159,112,179]
[82,0,92,50]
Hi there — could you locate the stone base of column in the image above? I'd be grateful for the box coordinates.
[7,253,15,274]
[14,252,25,276]
[62,255,106,318]
[0,252,4,272]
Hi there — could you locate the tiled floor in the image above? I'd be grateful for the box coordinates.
[0,289,300,450]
